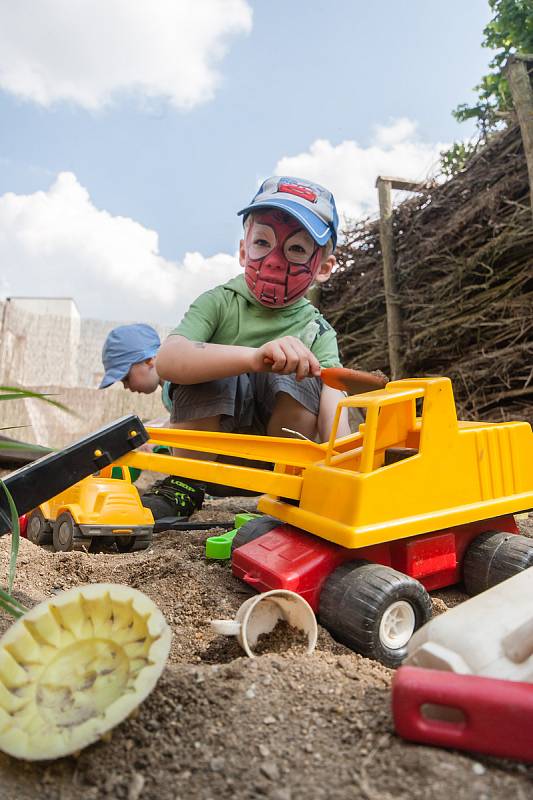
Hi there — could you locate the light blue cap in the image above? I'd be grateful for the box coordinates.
[99,324,160,389]
[238,176,339,249]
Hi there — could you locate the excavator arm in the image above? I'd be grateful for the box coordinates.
[117,426,338,501]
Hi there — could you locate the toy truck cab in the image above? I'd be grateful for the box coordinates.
[258,377,533,547]
[26,467,154,553]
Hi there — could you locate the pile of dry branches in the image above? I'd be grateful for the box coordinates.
[322,123,533,421]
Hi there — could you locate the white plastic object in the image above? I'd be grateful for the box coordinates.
[406,567,533,682]
[211,589,317,657]
[379,600,416,650]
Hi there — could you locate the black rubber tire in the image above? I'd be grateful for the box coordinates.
[319,561,432,667]
[231,515,281,553]
[463,531,533,596]
[115,534,153,552]
[52,512,80,552]
[26,509,52,546]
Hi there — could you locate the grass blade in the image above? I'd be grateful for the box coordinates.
[0,386,73,415]
[0,590,26,618]
[0,586,27,616]
[0,441,53,453]
[0,480,21,594]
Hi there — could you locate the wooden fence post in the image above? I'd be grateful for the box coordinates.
[505,55,533,223]
[376,176,424,380]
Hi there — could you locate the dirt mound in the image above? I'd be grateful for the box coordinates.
[0,500,532,800]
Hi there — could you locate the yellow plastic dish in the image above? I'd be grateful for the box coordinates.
[0,583,171,760]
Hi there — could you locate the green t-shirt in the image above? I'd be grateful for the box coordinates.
[170,275,341,368]
[161,380,172,412]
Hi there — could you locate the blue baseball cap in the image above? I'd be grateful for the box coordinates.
[99,323,160,389]
[237,176,339,249]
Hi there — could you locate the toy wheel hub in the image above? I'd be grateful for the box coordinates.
[56,519,74,547]
[37,638,129,727]
[379,601,416,650]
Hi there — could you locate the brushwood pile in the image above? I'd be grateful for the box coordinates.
[322,123,533,422]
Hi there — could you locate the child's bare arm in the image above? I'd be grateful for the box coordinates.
[318,384,351,442]
[146,414,170,427]
[156,335,253,384]
[156,335,321,385]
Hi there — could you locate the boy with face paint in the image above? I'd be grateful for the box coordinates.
[243,208,329,307]
[145,177,350,522]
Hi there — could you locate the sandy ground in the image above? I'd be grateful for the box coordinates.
[0,494,532,800]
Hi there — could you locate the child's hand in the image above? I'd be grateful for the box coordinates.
[253,336,321,381]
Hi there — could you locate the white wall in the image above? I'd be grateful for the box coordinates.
[0,298,80,387]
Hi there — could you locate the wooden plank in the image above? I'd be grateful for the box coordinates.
[376,177,404,379]
[375,176,426,192]
[506,56,533,222]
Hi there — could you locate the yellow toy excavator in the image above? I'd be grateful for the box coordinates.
[113,376,533,665]
[6,377,533,665]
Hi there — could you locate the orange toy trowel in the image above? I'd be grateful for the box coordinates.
[320,367,388,395]
[263,357,388,395]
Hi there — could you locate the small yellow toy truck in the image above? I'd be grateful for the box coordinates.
[25,467,154,552]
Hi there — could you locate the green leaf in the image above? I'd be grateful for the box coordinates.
[440,139,480,177]
[0,480,21,594]
[0,383,73,618]
[0,586,26,613]
[0,481,28,618]
[0,440,52,453]
[454,0,533,131]
[0,587,27,619]
[0,386,73,415]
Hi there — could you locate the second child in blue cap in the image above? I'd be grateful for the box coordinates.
[143,176,351,522]
[99,323,173,412]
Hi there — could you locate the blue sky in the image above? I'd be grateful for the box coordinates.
[0,0,492,323]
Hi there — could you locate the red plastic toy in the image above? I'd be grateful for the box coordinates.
[392,666,533,762]
[231,515,519,611]
[18,514,28,538]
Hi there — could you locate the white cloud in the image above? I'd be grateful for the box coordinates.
[274,118,448,223]
[0,172,241,323]
[374,118,418,147]
[0,0,252,110]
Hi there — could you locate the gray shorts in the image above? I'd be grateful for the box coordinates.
[169,373,321,434]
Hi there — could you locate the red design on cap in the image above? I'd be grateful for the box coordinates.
[278,183,317,203]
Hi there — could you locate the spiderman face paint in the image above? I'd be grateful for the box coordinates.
[243,211,322,307]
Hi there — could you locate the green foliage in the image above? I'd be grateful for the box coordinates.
[0,479,28,618]
[0,587,26,619]
[0,482,22,596]
[0,385,69,618]
[0,385,70,412]
[455,0,533,129]
[440,140,479,177]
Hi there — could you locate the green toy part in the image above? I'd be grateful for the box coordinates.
[205,512,259,559]
[111,465,141,482]
[111,445,171,484]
